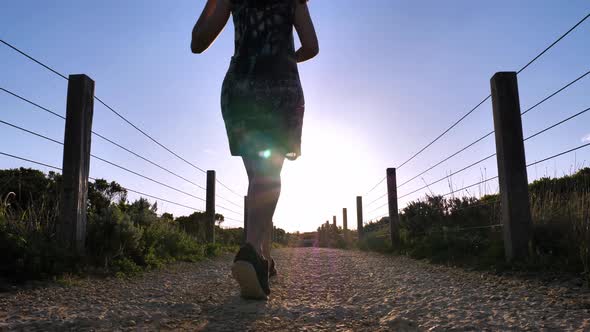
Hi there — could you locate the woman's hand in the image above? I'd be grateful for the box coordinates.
[294,1,319,63]
[191,0,231,54]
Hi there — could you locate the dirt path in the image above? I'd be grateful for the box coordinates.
[1,248,589,331]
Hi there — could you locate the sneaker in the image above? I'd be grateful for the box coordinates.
[231,243,270,299]
[269,258,277,278]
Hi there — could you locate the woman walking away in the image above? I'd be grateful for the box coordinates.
[191,0,318,299]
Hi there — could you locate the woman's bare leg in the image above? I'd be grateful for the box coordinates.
[262,222,272,260]
[243,154,284,259]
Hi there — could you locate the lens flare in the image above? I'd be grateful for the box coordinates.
[259,149,272,159]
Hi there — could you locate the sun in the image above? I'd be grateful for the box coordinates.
[275,123,378,232]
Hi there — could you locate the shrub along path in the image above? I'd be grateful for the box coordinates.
[1,248,589,331]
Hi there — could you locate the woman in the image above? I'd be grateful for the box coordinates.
[191,0,318,299]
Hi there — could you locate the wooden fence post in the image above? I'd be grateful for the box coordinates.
[243,195,248,244]
[58,74,95,254]
[490,72,532,262]
[343,207,349,241]
[356,196,364,240]
[332,215,336,227]
[205,170,216,243]
[273,224,277,242]
[387,168,400,248]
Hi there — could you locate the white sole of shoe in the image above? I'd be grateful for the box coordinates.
[231,261,267,300]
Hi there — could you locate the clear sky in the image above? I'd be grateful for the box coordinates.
[1,1,589,232]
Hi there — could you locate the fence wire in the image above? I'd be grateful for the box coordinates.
[368,69,590,207]
[0,38,244,199]
[363,13,589,197]
[0,151,205,212]
[1,87,243,208]
[0,119,246,216]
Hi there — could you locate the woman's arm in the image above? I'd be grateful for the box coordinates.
[191,0,231,54]
[294,0,319,63]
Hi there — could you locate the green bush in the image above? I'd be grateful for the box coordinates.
[359,232,392,253]
[0,168,235,282]
[361,168,590,280]
[141,220,205,266]
[86,206,144,269]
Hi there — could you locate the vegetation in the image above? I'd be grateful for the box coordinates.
[4,166,588,283]
[0,168,240,282]
[316,223,354,249]
[360,168,590,282]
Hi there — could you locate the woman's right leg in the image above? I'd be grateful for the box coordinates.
[243,154,284,258]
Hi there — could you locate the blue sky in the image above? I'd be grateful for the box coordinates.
[1,1,589,231]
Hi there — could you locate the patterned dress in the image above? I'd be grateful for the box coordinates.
[221,0,305,160]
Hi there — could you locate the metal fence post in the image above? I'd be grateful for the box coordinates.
[387,168,400,248]
[490,72,532,261]
[205,170,216,243]
[356,196,364,240]
[58,74,95,254]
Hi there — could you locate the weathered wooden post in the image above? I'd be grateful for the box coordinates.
[332,215,336,227]
[58,74,95,254]
[343,207,349,242]
[205,170,216,243]
[386,168,400,248]
[356,196,364,240]
[243,195,248,244]
[490,72,532,262]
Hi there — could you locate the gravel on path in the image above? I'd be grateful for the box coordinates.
[1,248,589,331]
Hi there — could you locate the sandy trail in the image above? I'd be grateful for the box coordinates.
[1,247,589,331]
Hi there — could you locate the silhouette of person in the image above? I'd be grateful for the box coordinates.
[191,0,318,299]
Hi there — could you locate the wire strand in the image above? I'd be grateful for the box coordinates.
[0,118,210,205]
[363,14,590,196]
[94,97,207,174]
[215,204,241,215]
[367,192,387,206]
[0,151,62,171]
[97,180,205,212]
[364,177,386,197]
[0,87,66,119]
[397,130,495,190]
[441,176,499,198]
[517,13,590,74]
[526,142,590,168]
[371,142,590,216]
[0,39,244,198]
[0,150,206,212]
[364,95,492,196]
[524,107,590,142]
[368,201,389,215]
[378,69,590,193]
[397,95,492,171]
[0,39,69,80]
[222,216,244,224]
[521,70,590,116]
[1,87,243,207]
[399,153,497,200]
[0,119,242,215]
[0,119,64,145]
